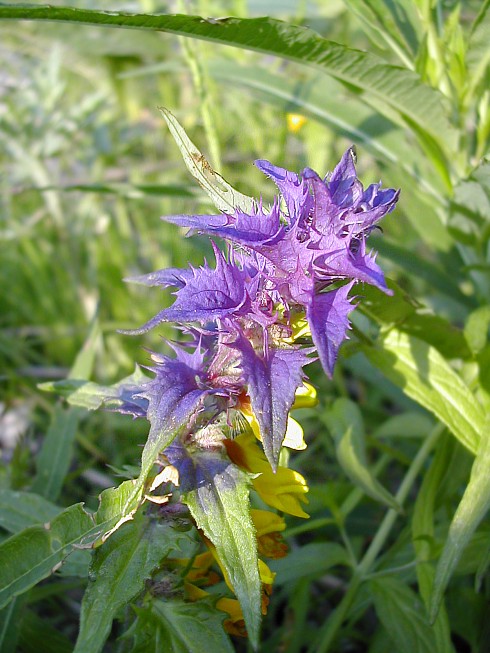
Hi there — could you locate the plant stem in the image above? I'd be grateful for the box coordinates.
[311,423,444,653]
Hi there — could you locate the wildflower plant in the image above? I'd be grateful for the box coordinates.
[2,4,490,653]
[27,109,397,648]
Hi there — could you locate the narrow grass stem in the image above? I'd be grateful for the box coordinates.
[311,423,444,653]
[177,4,221,171]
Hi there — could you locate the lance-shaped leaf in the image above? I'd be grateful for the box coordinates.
[0,479,141,609]
[74,513,192,653]
[160,107,255,214]
[363,329,485,454]
[233,335,313,470]
[178,448,261,649]
[39,365,149,416]
[0,8,457,157]
[412,434,456,653]
[324,398,401,512]
[0,490,61,533]
[30,406,80,502]
[430,415,490,622]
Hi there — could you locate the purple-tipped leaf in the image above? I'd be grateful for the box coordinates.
[233,335,313,469]
[307,282,356,377]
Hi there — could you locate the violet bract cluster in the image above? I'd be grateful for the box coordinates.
[119,147,398,471]
[106,146,398,640]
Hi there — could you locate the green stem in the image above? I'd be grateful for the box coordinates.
[177,1,221,171]
[311,423,444,653]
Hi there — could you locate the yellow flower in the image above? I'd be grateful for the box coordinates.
[184,537,276,637]
[291,382,318,409]
[287,112,307,133]
[223,432,309,518]
[216,597,247,637]
[251,509,288,559]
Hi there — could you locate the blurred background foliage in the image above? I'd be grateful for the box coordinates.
[1,0,489,651]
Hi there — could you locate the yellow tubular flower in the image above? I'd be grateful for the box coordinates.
[253,466,309,518]
[291,382,318,409]
[282,416,307,450]
[223,433,309,519]
[185,584,247,637]
[251,509,288,559]
[216,597,247,637]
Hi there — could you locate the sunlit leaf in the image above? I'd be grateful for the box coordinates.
[0,6,457,156]
[182,453,261,648]
[160,108,255,213]
[430,415,490,621]
[341,0,420,61]
[448,161,490,247]
[466,0,490,93]
[464,305,490,355]
[39,365,148,411]
[360,281,472,360]
[207,60,445,203]
[363,329,485,454]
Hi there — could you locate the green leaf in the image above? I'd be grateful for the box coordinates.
[373,239,474,310]
[359,281,472,360]
[0,490,61,533]
[324,399,402,512]
[39,365,148,411]
[464,305,490,355]
[363,329,485,454]
[370,577,437,653]
[341,0,420,62]
[448,161,490,248]
[160,108,255,213]
[18,609,73,653]
[412,433,456,653]
[42,365,180,505]
[74,513,190,653]
[207,60,446,204]
[0,597,24,653]
[269,542,349,585]
[466,0,490,93]
[182,453,261,649]
[373,412,434,439]
[31,406,80,501]
[0,492,91,579]
[430,415,490,622]
[0,479,141,609]
[0,6,457,155]
[127,598,234,653]
[25,182,197,198]
[68,311,100,380]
